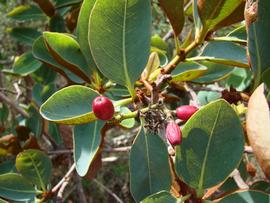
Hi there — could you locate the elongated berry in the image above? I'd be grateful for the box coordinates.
[176,105,198,121]
[166,121,182,146]
[92,96,115,120]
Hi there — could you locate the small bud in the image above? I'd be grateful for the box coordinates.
[176,105,198,121]
[166,121,182,146]
[92,96,115,120]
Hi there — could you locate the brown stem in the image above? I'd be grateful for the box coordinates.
[52,163,76,194]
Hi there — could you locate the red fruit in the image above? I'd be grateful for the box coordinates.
[92,96,115,120]
[166,121,182,146]
[176,105,198,121]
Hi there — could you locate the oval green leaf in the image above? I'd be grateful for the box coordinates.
[130,127,171,202]
[192,61,235,83]
[16,149,52,190]
[40,85,99,125]
[12,52,42,76]
[89,0,151,95]
[171,61,208,83]
[196,41,249,68]
[73,121,104,176]
[7,27,41,46]
[175,99,244,190]
[77,0,98,71]
[218,190,270,203]
[7,5,46,21]
[0,173,36,201]
[32,36,83,83]
[246,0,270,88]
[197,0,243,31]
[43,32,91,83]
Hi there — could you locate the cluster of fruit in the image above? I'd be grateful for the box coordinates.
[92,96,198,147]
[166,105,198,146]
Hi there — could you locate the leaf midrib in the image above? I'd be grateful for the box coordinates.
[144,133,152,193]
[26,153,45,190]
[198,103,222,190]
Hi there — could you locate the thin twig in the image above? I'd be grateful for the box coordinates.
[104,146,131,152]
[163,30,174,41]
[52,163,76,193]
[0,92,30,118]
[93,179,124,203]
[0,88,17,95]
[230,169,249,189]
[55,176,72,203]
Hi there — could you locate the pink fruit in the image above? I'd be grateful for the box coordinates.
[92,96,115,120]
[166,121,182,146]
[176,105,198,121]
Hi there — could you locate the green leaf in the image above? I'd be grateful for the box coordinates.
[32,83,57,107]
[32,36,83,84]
[151,35,168,51]
[175,99,244,191]
[193,41,249,68]
[0,160,16,174]
[130,127,171,202]
[141,191,180,203]
[89,0,151,95]
[7,27,41,46]
[7,5,46,21]
[73,121,104,176]
[16,150,52,190]
[247,0,270,88]
[76,0,98,71]
[158,0,184,36]
[31,64,57,84]
[43,32,91,83]
[192,62,235,83]
[225,68,253,91]
[40,85,99,125]
[197,0,243,31]
[120,107,135,128]
[54,0,82,8]
[0,173,36,201]
[12,52,42,76]
[197,86,221,105]
[48,122,62,145]
[26,105,42,137]
[212,25,247,44]
[228,25,247,41]
[218,190,270,203]
[212,2,245,31]
[171,62,207,83]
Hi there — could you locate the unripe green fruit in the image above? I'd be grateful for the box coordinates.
[92,96,115,121]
